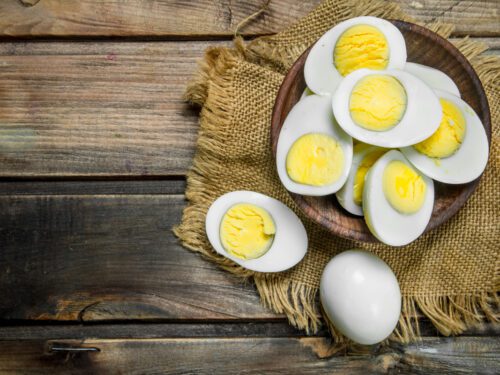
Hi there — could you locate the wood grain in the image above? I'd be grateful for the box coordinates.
[0,337,498,374]
[271,21,492,242]
[0,194,276,321]
[0,1,498,38]
[0,319,497,340]
[0,41,228,177]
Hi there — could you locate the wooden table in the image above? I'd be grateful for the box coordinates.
[0,1,498,373]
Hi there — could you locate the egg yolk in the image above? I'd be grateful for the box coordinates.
[413,98,466,158]
[353,149,387,205]
[220,203,275,260]
[334,24,390,76]
[349,75,407,131]
[383,160,427,214]
[286,133,344,186]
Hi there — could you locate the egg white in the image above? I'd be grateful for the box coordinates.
[276,94,353,196]
[205,191,308,272]
[304,16,407,95]
[401,90,489,184]
[404,62,460,97]
[363,150,434,246]
[320,250,401,345]
[332,69,442,148]
[336,144,387,216]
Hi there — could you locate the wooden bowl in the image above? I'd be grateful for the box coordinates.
[271,20,491,243]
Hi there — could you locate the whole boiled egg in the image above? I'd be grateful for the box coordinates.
[363,150,434,246]
[205,191,308,272]
[332,69,442,148]
[401,90,489,184]
[276,94,353,196]
[404,62,460,97]
[305,16,406,95]
[336,143,387,216]
[320,249,401,345]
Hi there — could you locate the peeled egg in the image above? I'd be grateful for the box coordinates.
[401,90,489,184]
[332,69,442,148]
[276,94,353,196]
[320,249,401,345]
[404,62,460,97]
[305,16,406,95]
[336,143,387,216]
[205,191,308,272]
[363,150,434,246]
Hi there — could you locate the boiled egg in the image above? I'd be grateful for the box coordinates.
[305,16,406,95]
[404,62,460,97]
[205,191,308,272]
[363,150,434,246]
[332,69,442,148]
[276,94,353,196]
[320,249,401,345]
[401,90,489,184]
[336,143,387,216]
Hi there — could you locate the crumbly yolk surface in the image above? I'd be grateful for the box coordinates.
[220,203,275,260]
[414,98,466,158]
[334,24,389,76]
[349,75,407,131]
[353,149,387,205]
[286,133,344,186]
[383,160,427,214]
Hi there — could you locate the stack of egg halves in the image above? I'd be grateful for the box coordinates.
[276,16,489,246]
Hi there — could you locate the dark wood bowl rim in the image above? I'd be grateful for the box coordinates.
[270,20,491,243]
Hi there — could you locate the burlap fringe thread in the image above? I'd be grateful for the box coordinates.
[175,0,500,348]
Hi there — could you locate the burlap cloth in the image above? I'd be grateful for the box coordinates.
[175,0,499,346]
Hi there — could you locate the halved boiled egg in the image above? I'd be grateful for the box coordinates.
[305,16,406,95]
[401,90,489,184]
[332,69,442,147]
[206,191,308,272]
[363,150,434,246]
[276,94,353,196]
[336,143,387,216]
[404,62,460,97]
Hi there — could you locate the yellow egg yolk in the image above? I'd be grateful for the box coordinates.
[220,203,275,260]
[349,75,407,131]
[334,24,390,76]
[286,133,344,186]
[413,98,466,158]
[353,149,387,205]
[383,160,427,214]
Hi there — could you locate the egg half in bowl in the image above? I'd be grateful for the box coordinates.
[401,90,489,184]
[276,94,353,196]
[305,16,407,95]
[363,150,434,246]
[332,68,442,148]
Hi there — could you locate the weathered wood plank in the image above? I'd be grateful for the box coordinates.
[0,1,498,38]
[0,41,229,177]
[0,179,186,195]
[0,194,276,321]
[0,337,498,374]
[0,320,497,340]
[0,40,498,178]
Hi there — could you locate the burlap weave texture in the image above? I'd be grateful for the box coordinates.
[176,0,499,344]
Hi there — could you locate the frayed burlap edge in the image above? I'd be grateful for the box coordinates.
[175,0,500,348]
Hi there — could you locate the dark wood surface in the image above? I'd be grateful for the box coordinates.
[0,1,498,373]
[270,20,491,242]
